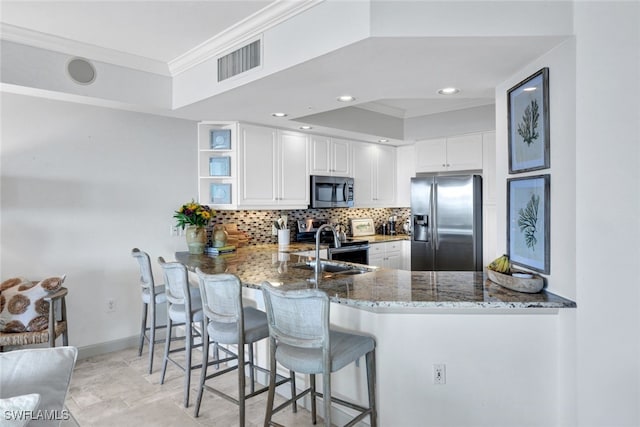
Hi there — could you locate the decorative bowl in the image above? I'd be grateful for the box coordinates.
[486,269,544,293]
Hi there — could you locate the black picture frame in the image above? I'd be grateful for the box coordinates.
[507,67,550,173]
[210,129,231,150]
[507,174,550,274]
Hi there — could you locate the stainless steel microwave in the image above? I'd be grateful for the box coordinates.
[310,175,354,208]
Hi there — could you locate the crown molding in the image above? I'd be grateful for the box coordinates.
[168,0,324,76]
[0,23,170,76]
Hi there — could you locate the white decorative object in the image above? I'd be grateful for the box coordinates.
[278,229,290,247]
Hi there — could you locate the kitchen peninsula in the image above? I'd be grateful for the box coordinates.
[175,244,576,312]
[176,243,575,425]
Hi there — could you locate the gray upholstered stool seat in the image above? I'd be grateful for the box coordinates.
[132,248,168,374]
[141,285,166,304]
[276,330,375,374]
[261,281,377,427]
[207,306,269,344]
[194,271,293,427]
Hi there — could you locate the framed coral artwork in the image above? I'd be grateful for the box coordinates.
[507,174,550,274]
[507,67,550,173]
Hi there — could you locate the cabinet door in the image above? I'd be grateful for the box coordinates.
[309,135,331,175]
[279,131,309,206]
[415,138,447,172]
[446,134,483,170]
[352,143,375,207]
[374,145,396,206]
[368,243,385,267]
[331,138,352,176]
[396,145,415,207]
[238,124,277,206]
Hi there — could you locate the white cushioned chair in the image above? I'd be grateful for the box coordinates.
[0,346,78,427]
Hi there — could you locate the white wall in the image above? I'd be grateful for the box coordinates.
[495,38,577,301]
[495,3,640,426]
[0,93,197,348]
[1,41,172,109]
[573,3,640,426]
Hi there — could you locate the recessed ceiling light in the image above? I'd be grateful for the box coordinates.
[337,95,355,102]
[378,139,389,143]
[272,112,288,117]
[299,125,312,130]
[437,87,460,95]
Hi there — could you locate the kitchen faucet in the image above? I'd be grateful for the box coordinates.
[312,224,341,286]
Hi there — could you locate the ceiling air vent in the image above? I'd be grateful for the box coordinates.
[217,39,261,82]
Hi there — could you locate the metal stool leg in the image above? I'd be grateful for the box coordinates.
[367,349,378,427]
[160,318,172,385]
[194,323,210,417]
[184,321,194,407]
[310,374,317,424]
[138,301,148,357]
[323,371,331,427]
[264,339,277,427]
[148,299,157,374]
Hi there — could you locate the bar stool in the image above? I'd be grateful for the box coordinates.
[131,248,167,374]
[157,257,204,408]
[261,281,377,427]
[193,270,293,426]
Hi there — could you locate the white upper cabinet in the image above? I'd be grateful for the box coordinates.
[278,130,310,206]
[238,123,309,209]
[197,122,238,209]
[395,144,415,207]
[353,143,396,207]
[415,133,483,172]
[309,136,352,177]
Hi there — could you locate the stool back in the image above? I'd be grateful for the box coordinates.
[195,271,242,324]
[131,248,158,296]
[261,282,329,351]
[157,258,191,308]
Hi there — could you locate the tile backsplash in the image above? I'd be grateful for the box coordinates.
[207,207,411,245]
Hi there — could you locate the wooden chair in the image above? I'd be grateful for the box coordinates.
[0,281,69,352]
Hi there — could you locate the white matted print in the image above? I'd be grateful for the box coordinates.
[507,174,550,273]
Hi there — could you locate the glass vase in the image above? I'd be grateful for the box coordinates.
[185,225,206,254]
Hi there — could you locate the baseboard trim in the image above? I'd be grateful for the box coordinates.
[77,335,138,360]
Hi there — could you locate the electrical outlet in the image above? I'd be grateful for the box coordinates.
[433,364,446,384]
[170,225,180,236]
[106,298,116,313]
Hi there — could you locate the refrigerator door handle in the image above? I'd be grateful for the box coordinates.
[432,182,438,251]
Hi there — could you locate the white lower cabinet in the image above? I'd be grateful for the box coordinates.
[368,241,403,269]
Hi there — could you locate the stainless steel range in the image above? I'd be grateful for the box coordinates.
[296,219,369,265]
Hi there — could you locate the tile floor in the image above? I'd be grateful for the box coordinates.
[66,346,323,427]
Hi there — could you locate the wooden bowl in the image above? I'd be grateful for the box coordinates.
[486,269,544,293]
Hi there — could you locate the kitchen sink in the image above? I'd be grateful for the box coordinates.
[291,261,371,275]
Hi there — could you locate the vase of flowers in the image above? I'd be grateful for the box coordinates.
[173,200,214,254]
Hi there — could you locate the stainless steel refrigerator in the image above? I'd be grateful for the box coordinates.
[411,175,483,271]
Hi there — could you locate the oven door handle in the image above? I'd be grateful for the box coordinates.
[329,245,370,254]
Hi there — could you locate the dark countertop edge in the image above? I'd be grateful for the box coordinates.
[242,281,577,311]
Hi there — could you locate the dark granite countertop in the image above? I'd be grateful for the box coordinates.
[175,245,576,312]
